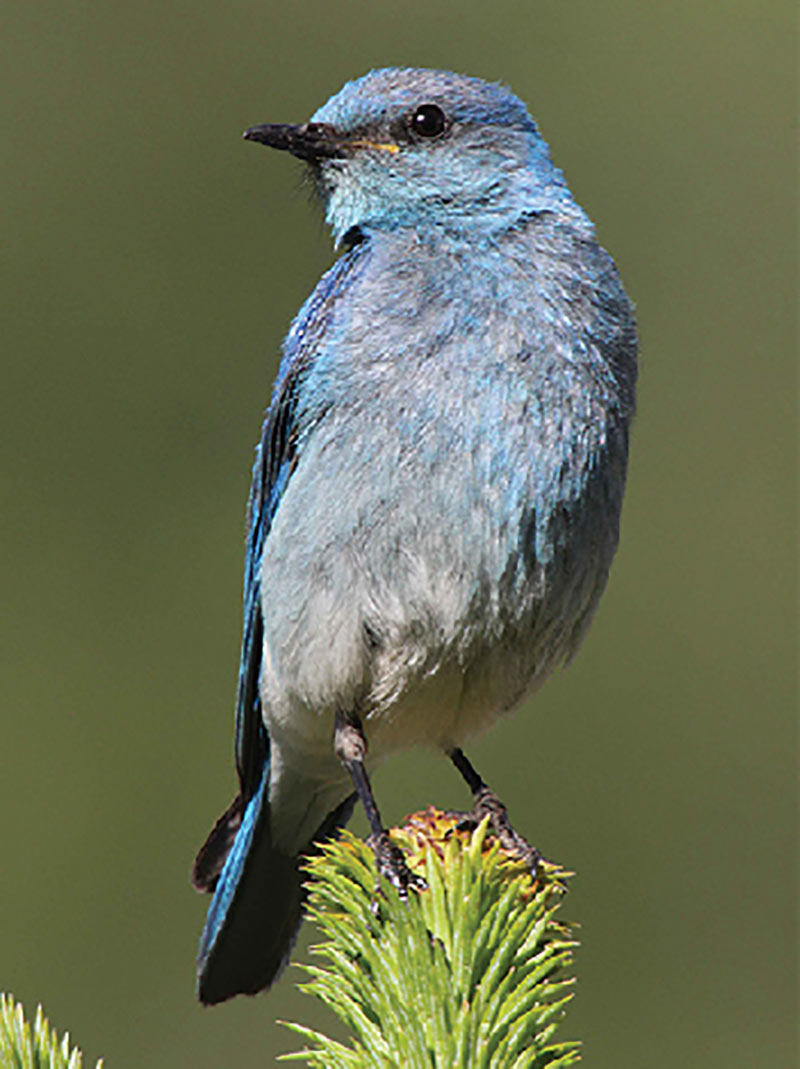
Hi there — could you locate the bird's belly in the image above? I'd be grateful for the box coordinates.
[260,412,620,769]
[361,625,553,759]
[262,548,577,769]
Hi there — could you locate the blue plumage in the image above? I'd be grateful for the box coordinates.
[193,67,637,1004]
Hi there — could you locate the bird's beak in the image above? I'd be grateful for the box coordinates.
[243,122,400,161]
[243,122,348,161]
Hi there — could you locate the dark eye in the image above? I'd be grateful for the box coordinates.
[409,103,447,139]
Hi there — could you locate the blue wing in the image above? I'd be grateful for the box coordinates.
[193,239,367,1003]
[234,237,369,797]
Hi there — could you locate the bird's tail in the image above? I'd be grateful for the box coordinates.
[193,764,354,1005]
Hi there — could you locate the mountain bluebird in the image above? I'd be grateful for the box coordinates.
[193,67,637,1005]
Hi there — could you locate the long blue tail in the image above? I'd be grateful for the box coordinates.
[194,764,354,1005]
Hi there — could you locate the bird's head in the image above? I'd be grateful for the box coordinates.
[244,67,586,244]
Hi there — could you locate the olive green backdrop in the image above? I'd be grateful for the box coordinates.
[2,2,795,1065]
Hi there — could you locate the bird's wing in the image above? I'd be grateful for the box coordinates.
[195,235,365,1000]
[234,240,368,800]
[192,240,367,896]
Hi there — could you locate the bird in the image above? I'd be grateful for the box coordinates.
[192,66,637,1006]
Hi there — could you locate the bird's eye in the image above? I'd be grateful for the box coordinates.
[409,103,447,139]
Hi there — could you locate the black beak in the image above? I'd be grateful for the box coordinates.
[243,122,344,161]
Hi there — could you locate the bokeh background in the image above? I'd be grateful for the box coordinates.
[2,2,795,1065]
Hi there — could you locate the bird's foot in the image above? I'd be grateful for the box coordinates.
[449,787,544,878]
[367,830,426,910]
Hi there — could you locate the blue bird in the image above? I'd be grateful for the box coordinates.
[193,67,637,1005]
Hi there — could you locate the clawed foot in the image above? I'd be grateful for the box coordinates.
[367,829,426,909]
[337,713,427,908]
[449,787,544,878]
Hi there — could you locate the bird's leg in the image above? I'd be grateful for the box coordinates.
[334,712,424,900]
[447,747,543,877]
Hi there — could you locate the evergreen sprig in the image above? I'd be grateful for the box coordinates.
[282,808,580,1068]
[0,994,102,1069]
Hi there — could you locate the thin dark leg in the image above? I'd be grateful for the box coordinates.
[335,713,424,899]
[449,746,487,795]
[447,746,543,876]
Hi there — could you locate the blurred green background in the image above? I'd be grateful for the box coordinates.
[2,1,795,1065]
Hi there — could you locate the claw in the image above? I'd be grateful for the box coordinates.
[367,830,427,909]
[447,787,544,878]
